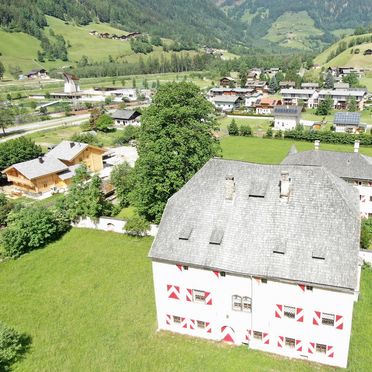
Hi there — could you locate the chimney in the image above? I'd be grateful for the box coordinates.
[354,140,360,153]
[225,175,235,200]
[38,157,44,164]
[280,171,290,199]
[70,142,75,148]
[314,140,320,151]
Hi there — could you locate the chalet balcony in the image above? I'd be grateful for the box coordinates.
[6,175,35,188]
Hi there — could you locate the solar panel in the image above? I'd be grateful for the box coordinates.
[334,112,360,125]
[179,226,193,241]
[209,229,224,245]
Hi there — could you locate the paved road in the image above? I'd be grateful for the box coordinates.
[0,113,90,143]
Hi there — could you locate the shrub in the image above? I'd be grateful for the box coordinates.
[113,125,139,145]
[227,119,239,136]
[361,218,372,249]
[124,214,150,236]
[0,321,27,370]
[0,194,14,227]
[239,124,252,136]
[70,132,103,147]
[2,206,69,258]
[265,127,273,138]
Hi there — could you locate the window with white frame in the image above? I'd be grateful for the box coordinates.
[321,313,335,326]
[173,316,181,324]
[193,290,206,304]
[197,321,206,329]
[316,343,327,354]
[242,297,252,312]
[253,331,262,340]
[284,306,296,319]
[285,337,296,348]
[232,295,242,311]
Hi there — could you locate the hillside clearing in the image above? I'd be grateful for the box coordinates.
[0,229,370,371]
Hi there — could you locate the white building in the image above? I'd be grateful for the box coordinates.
[273,106,302,130]
[318,89,367,110]
[245,93,263,108]
[333,112,362,133]
[282,141,372,218]
[280,88,318,108]
[211,95,243,112]
[149,159,360,369]
[63,73,80,94]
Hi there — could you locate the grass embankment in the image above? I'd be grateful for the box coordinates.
[0,229,370,371]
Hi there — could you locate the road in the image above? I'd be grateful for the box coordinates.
[0,113,91,143]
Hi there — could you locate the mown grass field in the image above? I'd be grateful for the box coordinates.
[218,116,271,135]
[0,229,370,371]
[314,33,372,67]
[221,136,372,164]
[264,11,324,50]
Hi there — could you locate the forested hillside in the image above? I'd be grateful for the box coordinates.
[0,0,240,47]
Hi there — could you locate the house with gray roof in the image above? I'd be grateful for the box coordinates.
[282,141,372,217]
[149,158,361,368]
[211,95,243,112]
[273,105,302,130]
[111,109,141,126]
[333,112,362,133]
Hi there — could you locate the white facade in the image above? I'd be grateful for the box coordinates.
[245,93,263,108]
[274,117,299,130]
[152,261,358,368]
[281,89,318,108]
[349,180,372,218]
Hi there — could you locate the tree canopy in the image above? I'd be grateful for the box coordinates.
[131,82,220,222]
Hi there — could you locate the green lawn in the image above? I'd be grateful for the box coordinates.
[25,126,83,147]
[218,117,271,135]
[221,136,372,164]
[0,229,370,371]
[301,109,372,126]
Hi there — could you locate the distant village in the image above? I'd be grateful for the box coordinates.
[88,30,142,41]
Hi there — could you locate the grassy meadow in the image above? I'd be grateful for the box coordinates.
[0,229,371,371]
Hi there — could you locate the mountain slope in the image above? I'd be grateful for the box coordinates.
[217,0,372,49]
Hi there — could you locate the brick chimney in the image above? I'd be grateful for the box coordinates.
[354,140,360,153]
[314,140,320,151]
[225,175,235,200]
[280,171,291,200]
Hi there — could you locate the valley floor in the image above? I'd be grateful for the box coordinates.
[0,229,371,371]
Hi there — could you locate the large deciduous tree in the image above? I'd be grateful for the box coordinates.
[132,82,220,222]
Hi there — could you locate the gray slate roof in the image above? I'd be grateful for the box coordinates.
[334,112,360,126]
[57,164,81,180]
[273,105,302,117]
[282,149,372,181]
[149,159,360,290]
[46,141,88,162]
[11,156,68,180]
[212,95,242,103]
[111,109,141,120]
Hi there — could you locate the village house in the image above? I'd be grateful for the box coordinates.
[219,77,236,88]
[279,81,296,89]
[317,89,367,110]
[208,87,254,99]
[255,98,282,115]
[333,112,363,133]
[25,68,49,80]
[211,95,243,112]
[301,82,319,90]
[280,88,318,108]
[111,109,141,126]
[273,105,302,130]
[282,141,372,218]
[334,82,350,90]
[245,93,263,109]
[246,80,269,94]
[3,141,105,195]
[63,72,80,94]
[265,67,280,78]
[149,158,360,369]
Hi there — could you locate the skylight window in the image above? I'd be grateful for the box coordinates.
[179,226,193,241]
[312,249,325,260]
[249,179,268,198]
[209,229,224,245]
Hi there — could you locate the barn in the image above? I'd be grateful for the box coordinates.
[149,158,361,368]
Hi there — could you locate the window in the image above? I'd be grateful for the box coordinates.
[44,183,47,188]
[306,285,313,291]
[284,306,296,319]
[197,321,206,329]
[322,313,335,326]
[232,295,242,311]
[285,337,296,348]
[261,278,268,284]
[79,157,83,162]
[253,331,262,340]
[370,196,372,202]
[316,343,327,354]
[242,297,252,312]
[173,316,181,324]
[220,272,226,277]
[183,266,189,270]
[193,290,206,304]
